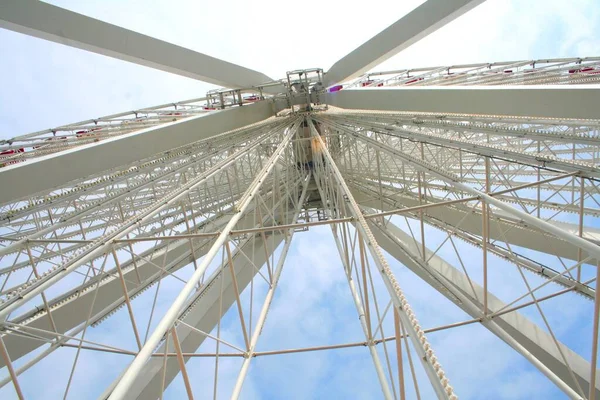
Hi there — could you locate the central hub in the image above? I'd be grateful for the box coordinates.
[285,68,325,113]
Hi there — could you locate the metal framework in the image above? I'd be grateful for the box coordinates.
[0,0,599,399]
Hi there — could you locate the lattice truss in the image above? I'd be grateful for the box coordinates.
[1,1,600,399]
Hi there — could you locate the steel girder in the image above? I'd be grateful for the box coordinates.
[103,233,284,400]
[106,121,302,399]
[0,210,254,368]
[0,1,274,89]
[324,113,600,179]
[366,216,600,399]
[348,57,600,88]
[326,86,600,120]
[323,0,486,87]
[349,182,599,262]
[0,102,275,205]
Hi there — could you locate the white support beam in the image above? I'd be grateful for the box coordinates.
[323,0,486,86]
[0,212,240,367]
[329,117,600,179]
[0,102,274,205]
[368,217,600,398]
[113,234,284,400]
[330,226,394,400]
[107,124,297,399]
[309,123,454,398]
[0,0,274,88]
[230,175,310,399]
[351,186,598,263]
[327,86,600,120]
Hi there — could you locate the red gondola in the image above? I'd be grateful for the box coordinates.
[569,67,594,74]
[0,148,24,157]
[0,147,25,167]
[404,77,424,85]
[360,80,383,87]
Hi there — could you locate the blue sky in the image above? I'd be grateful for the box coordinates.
[1,0,600,399]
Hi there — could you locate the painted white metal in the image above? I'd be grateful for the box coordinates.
[0,1,274,88]
[327,115,600,178]
[0,123,287,320]
[350,183,598,267]
[1,3,599,395]
[323,0,486,86]
[354,133,600,261]
[114,234,284,400]
[330,226,395,400]
[368,217,599,398]
[0,212,247,368]
[349,57,600,88]
[0,101,274,205]
[230,175,310,399]
[326,86,600,120]
[310,124,454,399]
[107,123,298,399]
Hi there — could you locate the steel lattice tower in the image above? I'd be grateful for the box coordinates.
[1,1,600,399]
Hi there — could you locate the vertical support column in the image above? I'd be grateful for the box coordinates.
[578,176,585,282]
[419,142,427,260]
[537,142,541,219]
[482,157,490,315]
[225,240,251,351]
[590,261,600,400]
[418,169,426,260]
[394,309,407,400]
[108,122,299,400]
[0,336,24,400]
[359,238,373,339]
[171,328,194,400]
[309,120,455,399]
[331,225,394,400]
[230,175,310,399]
[112,248,143,350]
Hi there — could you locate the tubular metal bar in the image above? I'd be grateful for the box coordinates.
[0,120,293,318]
[330,224,395,400]
[112,217,355,242]
[107,121,299,399]
[366,216,598,398]
[0,101,275,206]
[309,120,455,399]
[98,226,284,398]
[230,173,310,399]
[590,262,600,400]
[323,115,600,179]
[315,147,394,400]
[354,133,600,262]
[0,336,24,400]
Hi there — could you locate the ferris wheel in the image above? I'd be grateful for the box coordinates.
[0,0,599,399]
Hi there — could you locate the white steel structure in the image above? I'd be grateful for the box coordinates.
[1,1,600,399]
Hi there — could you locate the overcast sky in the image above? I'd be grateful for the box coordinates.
[0,0,599,399]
